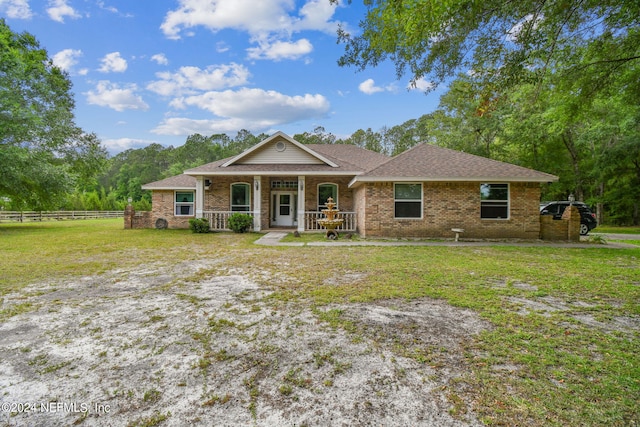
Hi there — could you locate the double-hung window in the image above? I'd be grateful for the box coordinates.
[394,183,422,218]
[175,191,194,216]
[480,183,509,219]
[231,183,251,212]
[318,183,338,210]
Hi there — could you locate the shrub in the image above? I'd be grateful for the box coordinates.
[228,213,253,233]
[189,218,210,233]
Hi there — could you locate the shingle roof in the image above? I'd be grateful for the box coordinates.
[182,144,388,175]
[141,174,196,190]
[354,143,558,183]
[307,144,390,172]
[141,133,558,189]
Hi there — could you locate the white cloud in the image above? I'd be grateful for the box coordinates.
[358,79,384,95]
[409,78,435,92]
[172,88,329,118]
[247,38,313,61]
[160,0,345,63]
[0,0,32,19]
[152,117,257,136]
[85,81,149,112]
[294,0,341,33]
[161,0,345,38]
[147,63,250,96]
[96,1,117,14]
[98,52,128,73]
[154,88,330,136]
[151,53,169,65]
[160,0,287,40]
[216,42,230,53]
[47,0,81,23]
[507,14,542,42]
[102,138,154,153]
[52,49,82,72]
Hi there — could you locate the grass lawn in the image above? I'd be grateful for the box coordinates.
[595,225,640,234]
[1,219,638,426]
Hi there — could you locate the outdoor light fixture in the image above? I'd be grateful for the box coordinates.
[568,194,575,205]
[255,180,259,191]
[127,197,132,205]
[299,181,304,191]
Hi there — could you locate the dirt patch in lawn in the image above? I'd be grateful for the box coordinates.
[1,261,488,427]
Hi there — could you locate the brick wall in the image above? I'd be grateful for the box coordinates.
[123,205,153,229]
[539,205,581,241]
[540,215,567,240]
[150,191,192,229]
[357,181,542,239]
[304,176,354,211]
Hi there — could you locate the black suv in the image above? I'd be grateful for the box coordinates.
[540,201,598,235]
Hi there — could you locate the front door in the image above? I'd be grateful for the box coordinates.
[272,192,297,227]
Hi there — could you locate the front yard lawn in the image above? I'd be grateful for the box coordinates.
[1,219,638,426]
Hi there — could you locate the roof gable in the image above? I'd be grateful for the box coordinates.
[221,131,338,167]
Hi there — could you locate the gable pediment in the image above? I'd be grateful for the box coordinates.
[222,131,337,167]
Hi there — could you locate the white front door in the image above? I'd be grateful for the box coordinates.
[272,192,297,227]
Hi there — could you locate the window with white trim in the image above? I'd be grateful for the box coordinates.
[318,183,338,210]
[480,183,509,219]
[175,191,194,216]
[394,183,422,218]
[231,183,251,212]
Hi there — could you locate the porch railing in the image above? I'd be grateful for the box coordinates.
[203,211,253,231]
[304,211,356,231]
[203,210,356,231]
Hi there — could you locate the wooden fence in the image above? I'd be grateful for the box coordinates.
[0,211,124,223]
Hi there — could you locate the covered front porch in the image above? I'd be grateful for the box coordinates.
[194,175,357,232]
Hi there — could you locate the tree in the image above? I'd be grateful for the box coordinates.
[336,0,639,97]
[0,19,106,209]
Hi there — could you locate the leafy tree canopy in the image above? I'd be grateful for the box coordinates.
[336,0,640,98]
[0,19,106,210]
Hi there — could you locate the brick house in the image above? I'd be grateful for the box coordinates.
[140,131,558,239]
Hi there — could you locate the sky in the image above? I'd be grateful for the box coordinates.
[2,0,444,154]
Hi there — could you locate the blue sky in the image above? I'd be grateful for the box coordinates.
[2,0,443,154]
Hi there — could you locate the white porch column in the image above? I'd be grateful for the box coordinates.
[195,176,204,218]
[253,176,262,231]
[297,176,305,232]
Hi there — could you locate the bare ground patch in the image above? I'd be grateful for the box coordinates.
[0,262,489,426]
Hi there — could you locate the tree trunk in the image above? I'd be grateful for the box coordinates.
[561,130,583,200]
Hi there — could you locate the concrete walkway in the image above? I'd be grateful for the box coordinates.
[254,231,639,249]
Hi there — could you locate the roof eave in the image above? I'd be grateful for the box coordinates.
[141,185,195,190]
[184,170,363,177]
[349,175,559,187]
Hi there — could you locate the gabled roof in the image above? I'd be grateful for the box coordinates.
[221,131,338,167]
[141,132,558,189]
[183,136,387,176]
[350,143,558,186]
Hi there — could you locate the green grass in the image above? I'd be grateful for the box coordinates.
[1,219,638,426]
[279,231,360,243]
[595,225,640,234]
[0,219,256,295]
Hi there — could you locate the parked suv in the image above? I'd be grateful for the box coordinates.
[540,201,598,235]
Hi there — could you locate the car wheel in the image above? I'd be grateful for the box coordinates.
[580,223,589,235]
